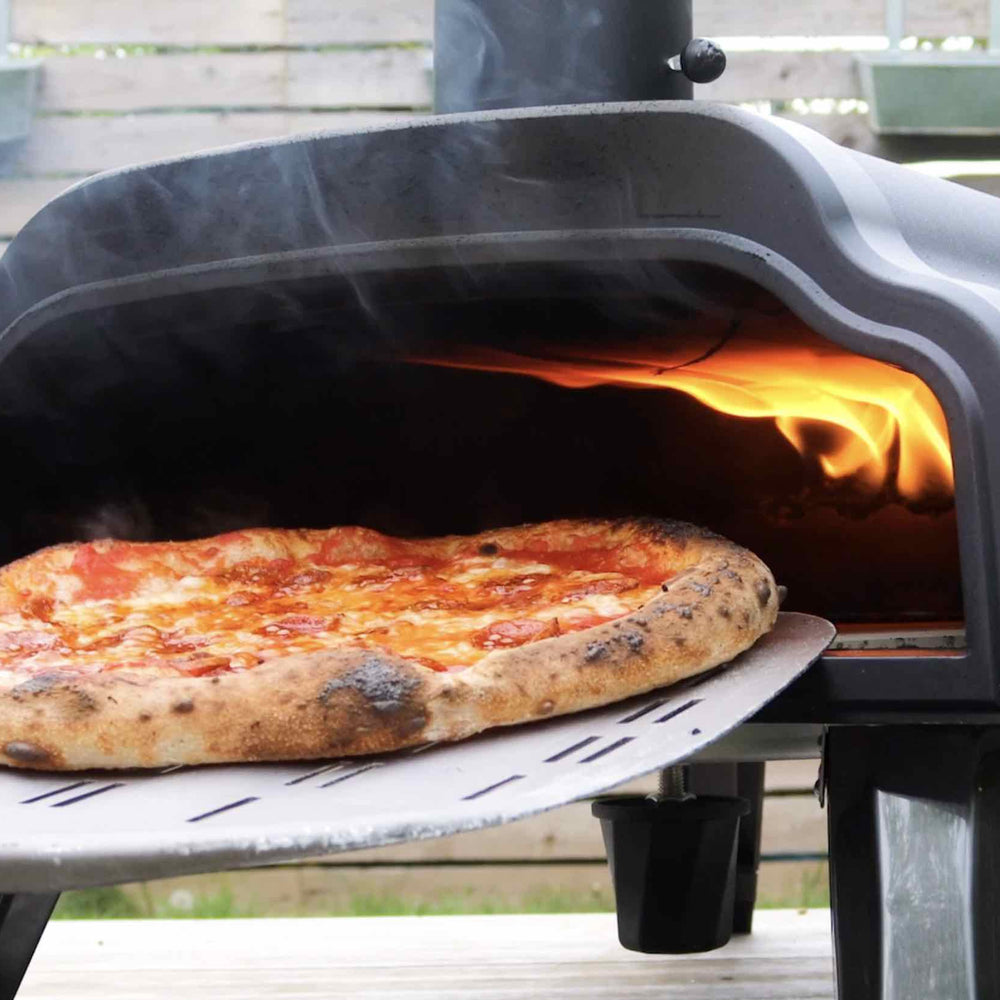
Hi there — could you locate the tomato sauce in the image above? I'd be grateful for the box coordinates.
[0,525,668,677]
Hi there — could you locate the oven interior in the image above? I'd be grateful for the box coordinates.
[0,258,961,634]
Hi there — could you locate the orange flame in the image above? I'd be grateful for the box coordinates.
[415,339,954,502]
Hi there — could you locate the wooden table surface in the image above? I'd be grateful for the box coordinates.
[19,909,835,999]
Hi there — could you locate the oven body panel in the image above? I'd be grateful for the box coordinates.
[2,103,999,713]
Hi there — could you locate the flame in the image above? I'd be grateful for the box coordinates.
[414,338,954,502]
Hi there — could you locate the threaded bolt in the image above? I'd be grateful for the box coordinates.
[659,765,688,799]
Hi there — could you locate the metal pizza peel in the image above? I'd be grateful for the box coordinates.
[0,611,833,892]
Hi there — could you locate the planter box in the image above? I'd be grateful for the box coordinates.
[857,53,1000,135]
[0,59,39,140]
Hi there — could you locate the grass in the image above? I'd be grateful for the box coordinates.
[53,886,615,920]
[54,887,259,920]
[759,864,830,910]
[53,874,829,920]
[336,889,616,918]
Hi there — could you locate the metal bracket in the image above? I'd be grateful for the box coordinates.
[0,893,59,1000]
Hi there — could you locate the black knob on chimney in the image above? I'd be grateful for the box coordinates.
[679,37,727,84]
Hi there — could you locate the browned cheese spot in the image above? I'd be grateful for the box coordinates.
[172,699,195,714]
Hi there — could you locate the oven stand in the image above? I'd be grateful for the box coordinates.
[827,726,1000,1000]
[687,762,765,933]
[0,892,59,1000]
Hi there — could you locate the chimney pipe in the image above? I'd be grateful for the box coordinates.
[434,0,702,113]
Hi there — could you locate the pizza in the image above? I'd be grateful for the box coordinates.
[0,518,778,770]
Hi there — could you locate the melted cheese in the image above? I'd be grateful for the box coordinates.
[0,526,669,676]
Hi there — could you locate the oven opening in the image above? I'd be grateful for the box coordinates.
[0,258,962,643]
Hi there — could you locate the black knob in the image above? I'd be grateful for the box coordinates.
[680,38,727,84]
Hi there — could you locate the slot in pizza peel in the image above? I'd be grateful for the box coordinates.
[0,611,833,892]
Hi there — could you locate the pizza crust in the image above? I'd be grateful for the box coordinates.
[0,519,778,770]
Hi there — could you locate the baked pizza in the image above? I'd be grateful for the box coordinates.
[0,518,778,770]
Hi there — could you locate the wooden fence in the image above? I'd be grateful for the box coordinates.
[6,0,989,910]
[4,0,1000,253]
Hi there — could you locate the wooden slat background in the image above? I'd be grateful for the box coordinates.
[3,0,1000,246]
[4,0,991,907]
[12,0,998,45]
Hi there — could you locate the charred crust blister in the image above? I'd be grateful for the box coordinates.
[478,542,499,556]
[620,631,645,653]
[628,516,717,546]
[10,674,98,714]
[319,654,421,714]
[9,672,71,697]
[3,741,52,765]
[171,699,195,714]
[659,602,694,620]
[755,580,773,608]
[584,641,609,662]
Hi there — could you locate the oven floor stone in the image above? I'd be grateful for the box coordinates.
[18,908,834,998]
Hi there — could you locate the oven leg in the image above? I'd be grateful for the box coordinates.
[687,761,765,934]
[734,762,764,933]
[0,893,59,1000]
[826,726,1000,1000]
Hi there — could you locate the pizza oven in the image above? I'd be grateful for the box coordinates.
[2,1,1000,997]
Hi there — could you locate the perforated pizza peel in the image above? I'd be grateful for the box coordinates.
[0,612,832,892]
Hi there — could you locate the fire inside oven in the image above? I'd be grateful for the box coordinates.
[0,258,961,638]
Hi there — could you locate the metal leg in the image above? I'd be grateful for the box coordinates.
[687,761,764,934]
[827,726,1000,1000]
[0,893,59,1000]
[734,762,765,933]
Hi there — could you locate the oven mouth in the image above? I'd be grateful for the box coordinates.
[0,254,963,638]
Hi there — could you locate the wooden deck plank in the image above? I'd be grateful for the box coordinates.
[19,911,834,998]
